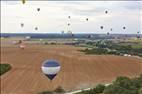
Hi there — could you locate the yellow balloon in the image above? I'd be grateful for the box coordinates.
[22,0,26,4]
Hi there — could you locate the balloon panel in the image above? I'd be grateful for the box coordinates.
[42,60,60,67]
[41,66,60,75]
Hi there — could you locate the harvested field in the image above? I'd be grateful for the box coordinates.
[1,39,142,94]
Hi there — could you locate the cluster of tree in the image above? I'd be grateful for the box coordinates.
[0,64,11,76]
[82,41,142,57]
[81,48,108,55]
[76,75,142,94]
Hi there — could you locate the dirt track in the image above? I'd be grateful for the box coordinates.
[1,41,142,94]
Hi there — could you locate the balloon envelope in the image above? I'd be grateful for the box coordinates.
[41,60,60,80]
[100,26,103,29]
[68,16,71,19]
[22,0,25,4]
[105,10,108,14]
[68,23,70,26]
[123,27,126,29]
[35,27,38,30]
[21,23,24,27]
[37,8,40,11]
[107,32,110,35]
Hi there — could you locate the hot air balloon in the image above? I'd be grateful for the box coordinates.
[68,16,71,19]
[20,23,24,28]
[107,32,110,35]
[100,26,104,29]
[71,34,74,37]
[41,60,61,81]
[137,31,140,34]
[86,18,88,21]
[123,26,126,30]
[105,10,108,14]
[110,28,112,31]
[35,27,38,30]
[37,8,40,12]
[68,23,70,26]
[22,0,26,4]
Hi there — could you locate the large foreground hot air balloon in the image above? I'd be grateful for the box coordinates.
[41,60,61,81]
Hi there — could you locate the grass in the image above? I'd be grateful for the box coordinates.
[132,45,142,49]
[0,64,12,76]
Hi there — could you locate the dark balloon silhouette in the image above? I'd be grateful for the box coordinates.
[68,16,71,19]
[123,27,126,30]
[68,23,70,26]
[100,26,104,29]
[107,32,110,35]
[137,31,140,34]
[37,8,40,11]
[105,10,108,14]
[35,27,38,30]
[22,0,25,4]
[86,18,88,21]
[71,34,74,37]
[20,23,24,27]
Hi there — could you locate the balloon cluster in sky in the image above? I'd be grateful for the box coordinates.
[20,0,141,39]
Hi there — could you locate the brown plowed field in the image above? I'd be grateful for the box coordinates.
[1,40,142,94]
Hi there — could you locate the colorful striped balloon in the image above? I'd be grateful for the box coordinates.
[41,60,60,80]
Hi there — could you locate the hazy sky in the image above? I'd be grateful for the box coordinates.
[1,1,142,34]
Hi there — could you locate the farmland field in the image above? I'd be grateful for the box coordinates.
[1,38,142,94]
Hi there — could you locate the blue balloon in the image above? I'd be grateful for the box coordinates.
[41,60,61,80]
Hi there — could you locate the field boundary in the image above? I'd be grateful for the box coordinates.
[66,84,111,94]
